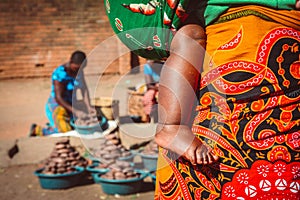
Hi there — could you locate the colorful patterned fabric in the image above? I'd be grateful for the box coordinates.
[204,0,296,25]
[104,0,296,60]
[50,65,82,104]
[105,0,205,60]
[155,6,300,199]
[52,105,73,133]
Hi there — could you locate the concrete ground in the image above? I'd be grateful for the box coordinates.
[0,70,157,200]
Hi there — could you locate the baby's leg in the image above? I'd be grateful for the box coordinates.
[155,24,218,165]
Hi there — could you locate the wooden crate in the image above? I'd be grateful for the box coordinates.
[127,89,148,122]
[91,97,119,120]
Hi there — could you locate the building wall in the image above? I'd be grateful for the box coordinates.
[0,0,133,79]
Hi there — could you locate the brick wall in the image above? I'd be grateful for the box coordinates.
[0,0,133,79]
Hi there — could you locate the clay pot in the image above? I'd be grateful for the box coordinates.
[41,139,88,174]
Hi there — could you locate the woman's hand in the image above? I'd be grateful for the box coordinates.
[73,109,87,118]
[87,106,97,116]
[156,124,218,165]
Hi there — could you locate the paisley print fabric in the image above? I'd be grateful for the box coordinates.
[155,6,300,200]
[104,0,296,60]
[104,0,205,60]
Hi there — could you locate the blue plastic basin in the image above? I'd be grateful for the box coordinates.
[34,167,85,189]
[139,153,158,171]
[94,170,148,195]
[117,152,135,162]
[149,172,156,186]
[71,117,108,135]
[86,164,109,182]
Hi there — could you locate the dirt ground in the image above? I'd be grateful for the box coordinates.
[0,164,155,200]
[0,73,156,200]
[0,73,145,140]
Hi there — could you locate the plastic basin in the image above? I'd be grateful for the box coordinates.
[86,164,109,182]
[149,171,156,186]
[34,167,85,189]
[94,171,148,195]
[87,156,101,165]
[71,117,108,135]
[139,153,158,171]
[117,152,135,162]
[89,151,136,163]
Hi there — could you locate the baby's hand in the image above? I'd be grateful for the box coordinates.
[296,0,300,10]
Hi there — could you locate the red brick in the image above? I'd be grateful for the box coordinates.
[0,0,133,79]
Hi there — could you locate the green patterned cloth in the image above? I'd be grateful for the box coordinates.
[105,0,205,60]
[104,0,295,60]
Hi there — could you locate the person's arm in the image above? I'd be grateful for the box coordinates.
[53,80,85,116]
[54,80,72,113]
[80,75,96,114]
[155,24,218,165]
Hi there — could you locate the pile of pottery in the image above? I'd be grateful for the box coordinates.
[41,139,88,174]
[90,133,134,163]
[100,160,139,180]
[75,113,99,126]
[142,140,158,155]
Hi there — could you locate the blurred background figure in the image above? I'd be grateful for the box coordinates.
[143,60,163,123]
[30,50,96,136]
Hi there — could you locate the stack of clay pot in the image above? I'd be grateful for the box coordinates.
[91,133,134,164]
[142,140,158,155]
[101,160,140,180]
[41,138,88,174]
[75,113,99,126]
